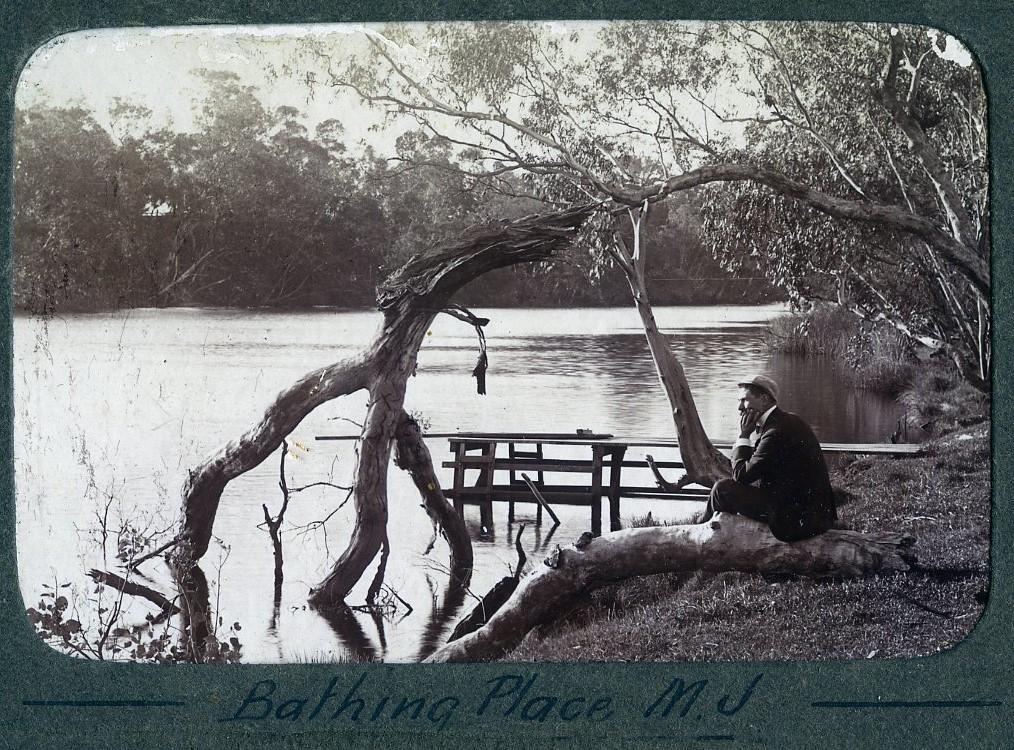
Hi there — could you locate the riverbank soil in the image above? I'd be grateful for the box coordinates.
[506,420,990,662]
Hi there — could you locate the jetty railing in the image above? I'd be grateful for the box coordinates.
[316,431,922,536]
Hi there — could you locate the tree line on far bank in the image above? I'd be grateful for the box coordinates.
[12,69,776,315]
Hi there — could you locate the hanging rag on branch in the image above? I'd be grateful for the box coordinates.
[442,304,490,394]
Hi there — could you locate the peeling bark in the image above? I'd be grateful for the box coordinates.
[879,32,977,253]
[425,514,915,662]
[626,265,731,486]
[172,561,212,663]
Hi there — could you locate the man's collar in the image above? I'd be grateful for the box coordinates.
[757,404,778,431]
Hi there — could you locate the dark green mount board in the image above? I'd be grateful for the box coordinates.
[1,2,1008,747]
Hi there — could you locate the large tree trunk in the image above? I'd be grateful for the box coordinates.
[174,356,372,562]
[171,204,596,609]
[426,514,915,662]
[172,561,213,663]
[612,209,731,488]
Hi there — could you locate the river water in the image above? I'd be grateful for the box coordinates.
[14,304,900,662]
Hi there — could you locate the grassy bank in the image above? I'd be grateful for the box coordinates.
[506,421,989,662]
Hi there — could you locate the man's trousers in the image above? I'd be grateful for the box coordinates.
[704,478,832,542]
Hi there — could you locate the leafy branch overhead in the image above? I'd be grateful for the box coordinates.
[318,21,988,389]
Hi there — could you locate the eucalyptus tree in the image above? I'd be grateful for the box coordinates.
[691,23,989,388]
[314,21,988,409]
[13,104,160,311]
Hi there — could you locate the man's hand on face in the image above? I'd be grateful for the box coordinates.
[739,408,760,438]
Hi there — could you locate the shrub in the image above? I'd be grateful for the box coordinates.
[767,304,915,395]
[899,364,990,436]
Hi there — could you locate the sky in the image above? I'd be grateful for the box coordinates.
[14,21,976,160]
[13,22,613,152]
[16,24,380,140]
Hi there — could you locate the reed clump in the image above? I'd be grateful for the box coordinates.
[766,304,916,395]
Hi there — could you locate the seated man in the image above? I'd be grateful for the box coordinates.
[704,375,837,542]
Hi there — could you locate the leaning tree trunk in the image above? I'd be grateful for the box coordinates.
[394,411,473,570]
[426,513,915,662]
[170,204,596,609]
[612,207,731,488]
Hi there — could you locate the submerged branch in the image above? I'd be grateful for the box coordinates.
[88,569,180,617]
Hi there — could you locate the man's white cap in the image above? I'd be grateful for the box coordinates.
[737,374,779,402]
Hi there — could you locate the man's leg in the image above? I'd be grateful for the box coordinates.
[769,504,835,542]
[703,478,775,523]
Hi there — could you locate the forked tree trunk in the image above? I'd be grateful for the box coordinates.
[426,513,915,662]
[170,204,596,609]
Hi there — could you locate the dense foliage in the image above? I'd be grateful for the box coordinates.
[13,67,770,313]
[331,21,988,389]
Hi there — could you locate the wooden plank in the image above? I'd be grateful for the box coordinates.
[520,473,560,525]
[441,458,598,472]
[607,446,626,532]
[320,432,923,456]
[438,431,614,440]
[444,482,711,496]
[479,441,496,534]
[619,491,709,501]
[534,444,546,524]
[445,487,708,505]
[446,488,598,506]
[508,443,518,523]
[590,445,603,536]
[442,459,685,471]
[443,455,497,465]
[618,460,685,469]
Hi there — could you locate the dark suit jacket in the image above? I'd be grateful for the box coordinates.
[732,407,837,540]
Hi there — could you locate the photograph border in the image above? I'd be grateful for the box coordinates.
[1,1,1008,747]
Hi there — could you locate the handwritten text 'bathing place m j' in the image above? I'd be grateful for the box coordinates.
[222,671,763,729]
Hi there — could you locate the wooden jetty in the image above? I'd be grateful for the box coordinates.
[316,431,922,536]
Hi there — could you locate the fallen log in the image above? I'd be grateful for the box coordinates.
[424,513,915,662]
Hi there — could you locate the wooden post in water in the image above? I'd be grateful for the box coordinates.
[590,445,604,536]
[478,441,496,535]
[607,446,627,532]
[507,443,518,523]
[451,441,465,518]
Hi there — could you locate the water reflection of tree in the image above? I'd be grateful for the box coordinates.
[315,604,380,663]
[415,565,471,662]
